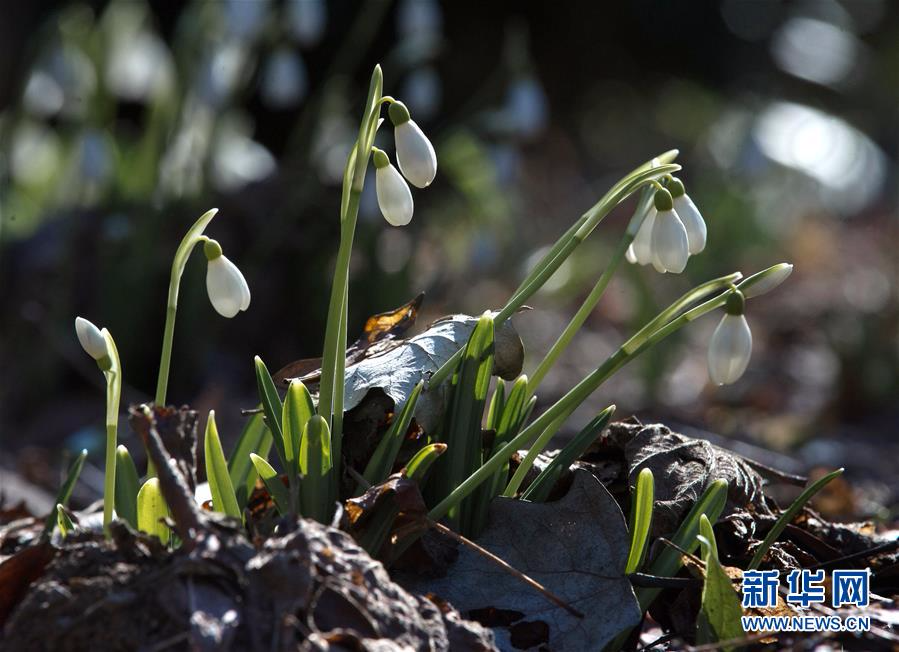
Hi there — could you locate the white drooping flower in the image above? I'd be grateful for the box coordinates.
[631,208,657,266]
[373,148,414,226]
[389,101,437,188]
[708,291,753,385]
[650,189,690,274]
[75,316,109,360]
[204,240,251,318]
[669,178,707,255]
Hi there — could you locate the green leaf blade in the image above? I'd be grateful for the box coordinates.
[624,467,655,575]
[204,411,242,521]
[299,415,333,523]
[137,478,171,544]
[114,444,141,528]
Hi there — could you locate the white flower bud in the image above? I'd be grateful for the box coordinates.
[75,316,109,360]
[707,313,753,385]
[673,194,707,255]
[740,263,793,298]
[205,248,251,318]
[651,208,690,274]
[374,149,414,226]
[390,101,437,189]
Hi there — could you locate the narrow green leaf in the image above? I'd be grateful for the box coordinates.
[522,405,615,503]
[204,411,242,521]
[56,504,75,538]
[42,449,87,537]
[360,380,425,491]
[435,313,495,534]
[250,453,291,514]
[696,515,745,647]
[404,443,447,485]
[748,468,843,570]
[638,478,729,611]
[485,380,506,432]
[114,444,141,528]
[299,415,333,523]
[624,468,655,575]
[283,380,315,474]
[254,356,287,469]
[227,410,271,505]
[137,478,171,544]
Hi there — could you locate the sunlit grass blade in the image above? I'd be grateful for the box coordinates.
[521,405,615,503]
[299,415,333,523]
[56,504,75,538]
[485,380,506,432]
[359,380,425,492]
[696,514,744,646]
[204,411,242,521]
[283,379,315,513]
[250,453,291,514]
[42,448,87,537]
[637,478,729,611]
[254,356,287,469]
[114,444,141,528]
[747,468,843,570]
[404,443,447,485]
[227,410,271,507]
[624,468,655,575]
[434,313,495,533]
[137,478,171,544]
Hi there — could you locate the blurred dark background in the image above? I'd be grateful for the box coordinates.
[1,1,897,520]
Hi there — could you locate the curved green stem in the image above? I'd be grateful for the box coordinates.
[154,208,219,406]
[429,278,742,522]
[102,330,122,535]
[429,157,681,389]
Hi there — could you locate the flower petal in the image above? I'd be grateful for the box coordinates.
[651,209,689,274]
[673,194,707,255]
[626,243,637,264]
[632,208,656,265]
[707,314,753,385]
[206,255,250,318]
[395,120,437,189]
[75,316,109,360]
[376,163,414,226]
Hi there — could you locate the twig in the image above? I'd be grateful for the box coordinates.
[807,539,899,572]
[129,404,202,548]
[351,464,583,618]
[429,520,584,619]
[628,572,699,590]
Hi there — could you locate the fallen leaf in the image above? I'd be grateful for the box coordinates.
[397,470,641,651]
[274,293,425,385]
[0,542,55,627]
[605,422,773,537]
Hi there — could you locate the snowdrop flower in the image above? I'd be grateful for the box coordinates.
[708,290,752,385]
[204,239,251,318]
[651,188,690,274]
[373,147,414,226]
[75,316,110,364]
[668,178,707,255]
[388,101,437,189]
[631,207,657,266]
[740,263,793,298]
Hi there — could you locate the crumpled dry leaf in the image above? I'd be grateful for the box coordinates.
[274,294,426,386]
[605,422,773,537]
[276,296,524,434]
[397,470,640,651]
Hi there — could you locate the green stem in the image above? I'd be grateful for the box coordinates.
[154,305,177,406]
[528,235,631,393]
[102,331,122,535]
[429,159,681,389]
[429,282,738,522]
[154,208,219,406]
